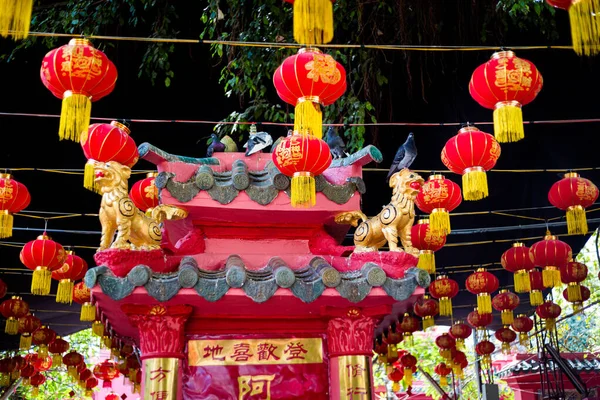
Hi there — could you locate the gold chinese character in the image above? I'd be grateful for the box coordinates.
[0,180,14,204]
[238,374,275,400]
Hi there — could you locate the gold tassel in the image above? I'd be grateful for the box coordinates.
[0,0,33,40]
[519,332,529,346]
[477,293,492,314]
[440,376,448,386]
[403,333,414,346]
[92,321,104,336]
[422,316,434,331]
[501,342,511,355]
[530,290,543,306]
[0,374,8,387]
[22,377,30,386]
[392,381,400,392]
[291,0,334,45]
[59,92,91,142]
[291,172,316,208]
[404,368,413,386]
[102,336,112,349]
[545,318,556,332]
[67,366,77,378]
[482,355,492,369]
[133,384,140,393]
[20,333,32,349]
[0,210,13,239]
[56,279,74,304]
[568,0,600,56]
[573,302,583,314]
[514,270,531,293]
[501,310,514,325]
[11,370,19,380]
[32,387,39,397]
[567,283,582,302]
[5,317,18,335]
[439,297,453,317]
[387,345,398,360]
[462,167,488,201]
[493,101,524,143]
[83,160,100,193]
[455,339,465,351]
[452,364,461,376]
[417,251,435,274]
[430,208,451,235]
[440,349,451,360]
[81,303,96,322]
[294,99,322,138]
[52,354,62,368]
[566,205,588,235]
[542,266,561,288]
[85,389,92,397]
[38,344,48,358]
[31,267,52,295]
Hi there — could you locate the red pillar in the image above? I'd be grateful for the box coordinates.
[122,304,192,400]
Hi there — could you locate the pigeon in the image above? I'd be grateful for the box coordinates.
[325,126,348,159]
[243,131,273,156]
[206,133,225,157]
[387,132,417,181]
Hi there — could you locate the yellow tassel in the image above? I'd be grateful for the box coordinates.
[568,0,600,56]
[440,349,451,360]
[102,336,112,349]
[519,333,529,346]
[501,310,514,325]
[83,160,101,193]
[59,92,91,142]
[392,381,400,392]
[5,317,19,335]
[0,211,13,239]
[387,345,398,360]
[32,387,39,397]
[291,0,334,45]
[20,333,32,349]
[403,333,414,346]
[386,364,394,375]
[85,389,92,397]
[129,370,137,382]
[67,366,77,378]
[502,342,511,355]
[545,318,556,332]
[452,364,461,376]
[52,354,63,368]
[404,368,413,386]
[11,370,19,380]
[462,168,488,201]
[422,316,434,331]
[440,376,448,386]
[530,290,543,306]
[81,303,96,322]
[291,172,316,208]
[38,345,48,358]
[294,100,322,138]
[92,321,104,336]
[514,270,531,293]
[455,339,465,351]
[22,377,30,386]
[0,0,33,40]
[542,266,561,288]
[482,355,492,369]
[477,293,492,314]
[566,205,588,235]
[0,374,8,387]
[417,251,435,274]
[134,384,140,393]
[430,208,451,235]
[31,267,52,295]
[493,101,524,143]
[567,283,582,302]
[439,298,453,317]
[573,302,583,314]
[56,279,74,304]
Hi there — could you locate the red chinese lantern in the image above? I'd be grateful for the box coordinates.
[467,308,493,332]
[415,174,462,235]
[441,125,501,201]
[451,350,468,378]
[20,234,66,295]
[465,268,499,314]
[12,355,26,379]
[273,48,346,139]
[20,363,35,385]
[383,328,402,364]
[413,295,439,330]
[469,50,543,143]
[30,372,46,396]
[73,281,96,322]
[0,172,31,239]
[93,360,120,388]
[475,340,496,369]
[560,260,588,302]
[428,275,459,317]
[492,289,520,325]
[120,344,134,358]
[32,355,52,373]
[545,0,600,56]
[511,314,534,345]
[63,351,84,378]
[80,121,139,192]
[501,242,535,293]
[449,321,472,350]
[399,313,420,344]
[32,326,56,358]
[399,353,417,386]
[52,250,88,305]
[0,279,6,299]
[495,326,517,354]
[549,172,599,235]
[563,284,590,313]
[435,333,456,361]
[85,376,99,397]
[387,367,404,392]
[434,363,452,386]
[528,269,545,306]
[536,300,562,332]
[0,296,29,334]
[411,219,446,274]
[49,337,69,368]
[79,368,93,386]
[530,233,572,288]
[40,39,118,142]
[18,313,41,349]
[130,173,159,212]
[272,132,332,207]
[0,358,12,387]
[283,0,334,45]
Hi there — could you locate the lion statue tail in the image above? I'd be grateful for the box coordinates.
[151,205,189,223]
[334,211,368,227]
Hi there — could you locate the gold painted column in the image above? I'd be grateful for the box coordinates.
[122,304,192,400]
[326,307,376,400]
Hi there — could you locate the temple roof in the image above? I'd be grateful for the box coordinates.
[497,354,600,378]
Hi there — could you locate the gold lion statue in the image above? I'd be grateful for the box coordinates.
[335,168,424,254]
[93,161,188,251]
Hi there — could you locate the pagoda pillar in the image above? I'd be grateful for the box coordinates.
[122,304,192,400]
[326,307,377,400]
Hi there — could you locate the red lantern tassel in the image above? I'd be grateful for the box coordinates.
[518,332,529,346]
[493,100,524,143]
[482,355,492,369]
[392,381,400,392]
[477,293,492,314]
[430,208,451,235]
[545,318,556,332]
[56,279,74,305]
[568,0,600,56]
[404,368,413,387]
[387,345,398,360]
[422,316,435,331]
[0,210,13,239]
[440,349,451,360]
[566,205,588,235]
[294,99,322,139]
[31,387,39,397]
[573,302,583,314]
[417,250,435,274]
[59,91,91,142]
[403,333,414,346]
[52,354,62,367]
[83,159,100,193]
[542,266,561,288]
[440,376,448,386]
[92,321,104,336]
[514,270,531,293]
[5,317,18,335]
[291,171,316,208]
[501,342,511,355]
[530,290,543,306]
[20,333,32,349]
[38,344,48,358]
[0,0,33,40]
[501,310,514,325]
[567,282,582,302]
[439,297,453,317]
[31,266,52,295]
[462,167,488,201]
[80,303,96,322]
[291,0,334,45]
[455,338,465,351]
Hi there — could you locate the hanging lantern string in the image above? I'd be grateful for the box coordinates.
[1,167,153,175]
